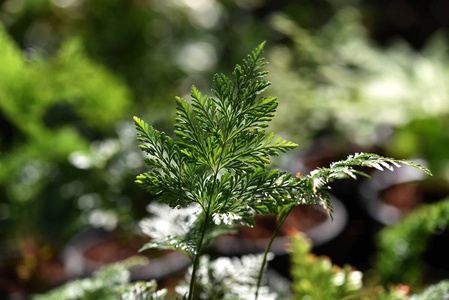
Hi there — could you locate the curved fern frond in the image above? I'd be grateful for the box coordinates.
[308,152,431,192]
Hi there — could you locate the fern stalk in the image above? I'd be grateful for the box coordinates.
[188,213,210,300]
[255,203,295,300]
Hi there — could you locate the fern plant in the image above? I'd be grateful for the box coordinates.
[134,42,431,299]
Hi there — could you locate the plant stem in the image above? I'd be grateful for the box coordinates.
[188,212,210,300]
[255,203,295,300]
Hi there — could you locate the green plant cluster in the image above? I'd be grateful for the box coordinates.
[290,232,363,299]
[0,23,130,193]
[375,199,449,287]
[0,22,132,237]
[267,7,449,161]
[0,22,143,291]
[32,257,166,300]
[289,230,449,300]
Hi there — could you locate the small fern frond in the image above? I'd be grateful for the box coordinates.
[134,116,198,208]
[308,152,431,191]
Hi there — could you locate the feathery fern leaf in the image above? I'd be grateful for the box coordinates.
[135,42,299,226]
[307,152,431,192]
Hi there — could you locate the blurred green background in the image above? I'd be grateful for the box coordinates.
[0,0,448,298]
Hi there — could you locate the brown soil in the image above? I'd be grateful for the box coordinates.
[83,234,147,264]
[237,205,328,239]
[381,182,423,214]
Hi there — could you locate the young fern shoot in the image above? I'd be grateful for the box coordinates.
[134,43,431,300]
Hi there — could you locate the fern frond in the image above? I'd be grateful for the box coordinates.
[134,116,206,208]
[211,43,275,134]
[135,42,298,215]
[307,152,431,191]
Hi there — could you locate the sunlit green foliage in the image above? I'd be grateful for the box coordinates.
[289,233,414,300]
[290,232,363,300]
[32,257,166,300]
[0,23,134,286]
[0,23,130,193]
